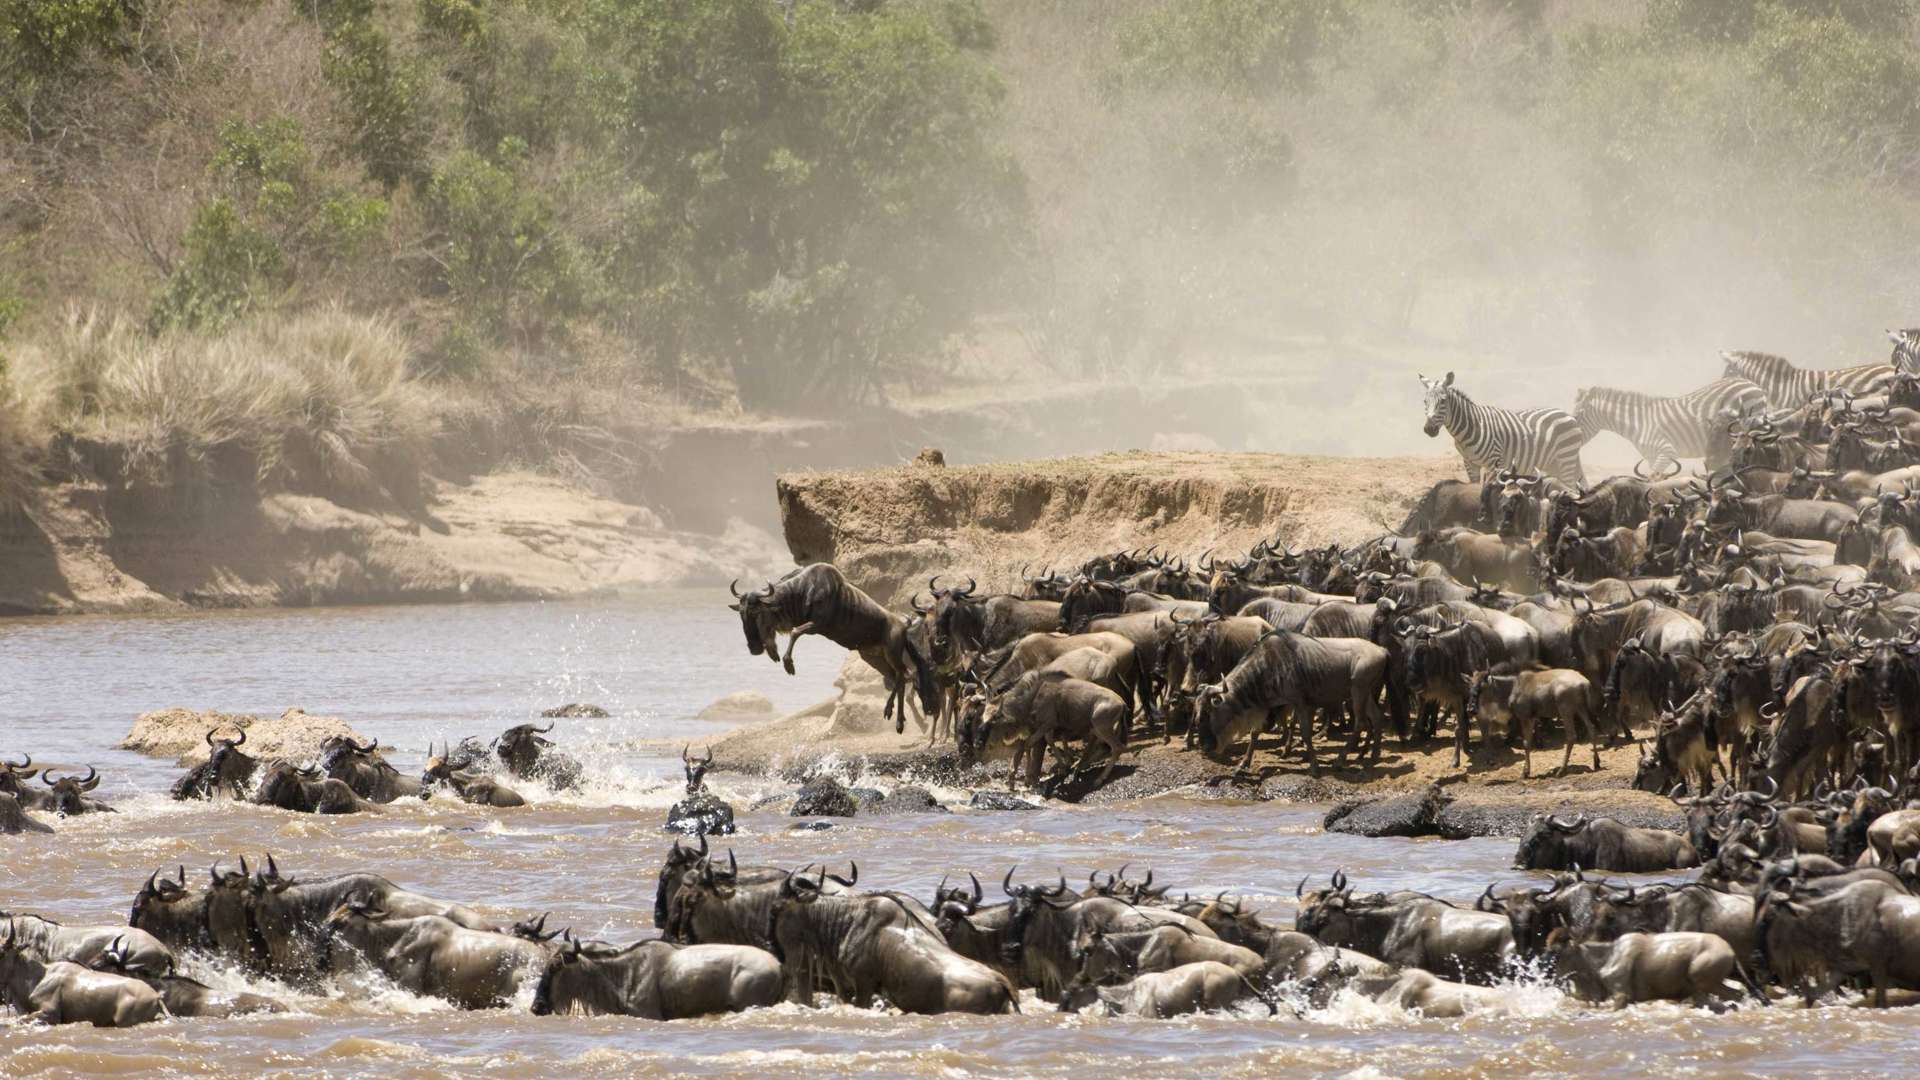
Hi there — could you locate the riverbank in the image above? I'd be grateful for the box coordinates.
[777,450,1458,606]
[706,656,1678,835]
[0,469,790,615]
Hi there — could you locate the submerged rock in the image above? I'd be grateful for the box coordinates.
[696,691,775,720]
[792,776,859,817]
[789,820,836,831]
[867,785,948,815]
[967,790,1039,812]
[666,792,737,836]
[1324,782,1454,838]
[541,703,610,718]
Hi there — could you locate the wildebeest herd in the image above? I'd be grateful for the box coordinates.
[18,339,1920,1028]
[15,836,1920,1029]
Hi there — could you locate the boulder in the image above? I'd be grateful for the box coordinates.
[825,656,892,736]
[1324,783,1454,838]
[967,790,1039,812]
[867,785,947,815]
[541,703,610,718]
[695,691,775,721]
[665,793,738,836]
[119,707,365,767]
[791,776,859,817]
[912,447,946,467]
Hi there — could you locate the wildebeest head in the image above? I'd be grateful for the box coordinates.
[203,728,258,798]
[41,766,106,815]
[999,868,1074,966]
[1292,870,1354,938]
[728,578,780,661]
[0,753,39,797]
[1515,814,1587,869]
[509,912,564,944]
[925,575,980,657]
[495,723,556,775]
[1069,926,1131,987]
[653,832,710,929]
[682,745,714,795]
[1418,371,1456,438]
[129,865,198,947]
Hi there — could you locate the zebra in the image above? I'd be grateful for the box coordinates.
[1572,376,1767,472]
[1720,350,1894,409]
[1890,329,1920,373]
[1418,371,1587,487]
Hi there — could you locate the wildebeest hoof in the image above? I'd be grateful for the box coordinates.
[782,657,796,676]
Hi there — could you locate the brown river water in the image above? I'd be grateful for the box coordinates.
[2,591,1917,1077]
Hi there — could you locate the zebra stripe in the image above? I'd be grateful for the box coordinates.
[1890,329,1920,373]
[1573,377,1767,471]
[1720,351,1894,409]
[1419,374,1587,486]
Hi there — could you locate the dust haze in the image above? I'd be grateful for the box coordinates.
[964,0,1920,467]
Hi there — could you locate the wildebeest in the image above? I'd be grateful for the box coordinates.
[243,855,497,976]
[1755,879,1920,1006]
[1549,929,1758,1008]
[917,577,1061,663]
[1467,667,1601,778]
[1060,960,1272,1017]
[532,933,784,1018]
[319,737,422,803]
[421,742,526,808]
[768,867,1018,1013]
[666,745,736,836]
[1513,814,1698,873]
[1294,873,1515,984]
[1194,630,1390,776]
[0,792,51,835]
[322,897,550,1008]
[659,847,857,948]
[0,913,173,977]
[1300,961,1505,1017]
[0,924,163,1027]
[253,762,374,815]
[170,729,264,801]
[128,867,211,955]
[1069,924,1265,984]
[30,766,114,816]
[978,669,1129,792]
[1001,873,1214,998]
[493,722,585,791]
[88,940,286,1017]
[1578,883,1757,962]
[731,564,941,732]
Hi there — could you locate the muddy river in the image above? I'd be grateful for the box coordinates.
[1,593,1914,1077]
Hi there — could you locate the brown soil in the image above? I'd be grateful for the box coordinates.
[708,658,1670,826]
[777,450,1459,606]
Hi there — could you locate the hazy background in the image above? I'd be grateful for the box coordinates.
[5,0,1920,509]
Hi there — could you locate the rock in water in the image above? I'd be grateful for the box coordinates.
[791,776,859,817]
[868,786,948,815]
[541,703,610,718]
[665,793,737,836]
[695,691,775,721]
[967,790,1039,812]
[1324,782,1453,838]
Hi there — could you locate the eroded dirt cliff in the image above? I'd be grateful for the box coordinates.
[776,451,1460,605]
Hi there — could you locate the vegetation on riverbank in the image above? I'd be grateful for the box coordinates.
[6,0,1920,512]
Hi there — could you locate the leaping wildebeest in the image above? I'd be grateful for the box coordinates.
[732,564,940,732]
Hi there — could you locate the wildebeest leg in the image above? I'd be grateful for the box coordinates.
[781,622,816,675]
[1026,739,1048,791]
[1296,706,1318,778]
[1452,701,1467,769]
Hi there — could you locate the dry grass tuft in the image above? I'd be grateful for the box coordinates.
[10,306,436,497]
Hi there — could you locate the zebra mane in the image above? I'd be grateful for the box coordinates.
[1722,350,1790,369]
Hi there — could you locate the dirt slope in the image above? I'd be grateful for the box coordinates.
[777,450,1460,605]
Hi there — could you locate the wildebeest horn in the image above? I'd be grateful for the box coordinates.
[909,591,931,613]
[969,872,983,906]
[1476,884,1497,911]
[145,869,160,895]
[1003,867,1017,896]
[929,574,944,595]
[1330,869,1348,892]
[205,729,220,749]
[729,578,743,598]
[78,766,99,791]
[535,722,554,734]
[1633,460,1649,479]
[1296,876,1308,900]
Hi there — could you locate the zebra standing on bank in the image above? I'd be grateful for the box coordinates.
[1720,350,1895,409]
[1572,376,1767,472]
[1418,371,1587,486]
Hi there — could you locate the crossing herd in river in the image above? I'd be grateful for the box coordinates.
[13,337,1920,1025]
